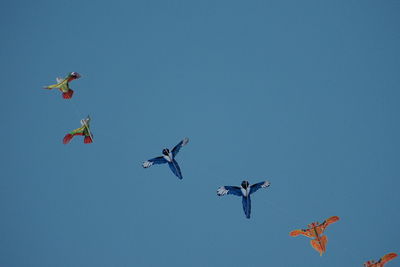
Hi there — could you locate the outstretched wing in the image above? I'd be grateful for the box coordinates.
[63,132,83,144]
[142,156,167,168]
[320,216,340,233]
[44,78,67,90]
[62,125,86,144]
[168,160,183,179]
[289,229,313,238]
[217,186,242,196]
[172,137,189,157]
[250,181,270,195]
[379,253,397,264]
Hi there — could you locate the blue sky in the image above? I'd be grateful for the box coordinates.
[0,0,399,266]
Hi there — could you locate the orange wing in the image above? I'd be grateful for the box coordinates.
[290,229,313,238]
[380,253,397,265]
[320,216,340,233]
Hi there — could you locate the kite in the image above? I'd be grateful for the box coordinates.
[364,253,397,267]
[217,180,270,219]
[142,137,189,179]
[44,72,81,99]
[289,216,340,256]
[63,116,93,144]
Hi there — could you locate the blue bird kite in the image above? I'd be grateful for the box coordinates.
[217,180,270,219]
[142,137,189,179]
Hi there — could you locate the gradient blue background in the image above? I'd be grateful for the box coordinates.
[1,0,399,266]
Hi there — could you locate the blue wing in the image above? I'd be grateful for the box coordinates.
[242,196,251,219]
[172,137,189,157]
[168,159,183,179]
[142,156,167,168]
[250,181,270,195]
[217,186,242,196]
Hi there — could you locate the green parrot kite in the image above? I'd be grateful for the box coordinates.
[44,72,81,99]
[63,116,93,144]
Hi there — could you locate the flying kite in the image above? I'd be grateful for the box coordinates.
[44,72,81,99]
[364,253,397,267]
[63,116,93,144]
[142,137,189,179]
[217,180,270,219]
[289,216,339,256]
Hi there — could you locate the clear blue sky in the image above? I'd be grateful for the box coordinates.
[0,0,399,266]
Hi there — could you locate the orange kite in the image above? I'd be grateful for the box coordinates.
[289,216,339,256]
[364,253,397,267]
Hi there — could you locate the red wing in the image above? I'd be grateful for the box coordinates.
[380,253,397,265]
[63,134,73,144]
[290,229,313,238]
[63,132,83,144]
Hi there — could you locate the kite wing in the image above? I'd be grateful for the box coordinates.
[142,156,168,168]
[320,216,340,233]
[250,181,270,195]
[63,126,85,144]
[44,78,67,90]
[172,137,189,157]
[379,253,397,265]
[289,229,313,238]
[217,186,242,196]
[44,78,74,99]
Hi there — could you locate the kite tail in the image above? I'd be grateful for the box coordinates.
[63,134,73,144]
[62,89,74,99]
[311,235,327,256]
[84,135,93,144]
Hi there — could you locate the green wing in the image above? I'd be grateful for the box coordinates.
[44,78,70,92]
[70,125,85,135]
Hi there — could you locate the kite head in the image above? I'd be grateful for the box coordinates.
[80,116,91,127]
[308,222,319,229]
[241,180,249,189]
[68,72,81,80]
[162,148,170,156]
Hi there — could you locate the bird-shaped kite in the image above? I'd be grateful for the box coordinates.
[63,116,93,144]
[142,137,189,179]
[289,216,339,256]
[364,253,397,267]
[217,180,270,219]
[44,72,81,99]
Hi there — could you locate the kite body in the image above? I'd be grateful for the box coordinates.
[142,137,189,179]
[289,216,339,256]
[217,180,270,219]
[44,72,81,99]
[63,116,93,144]
[364,253,397,267]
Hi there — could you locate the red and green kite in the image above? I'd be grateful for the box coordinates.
[63,116,93,144]
[44,72,80,99]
